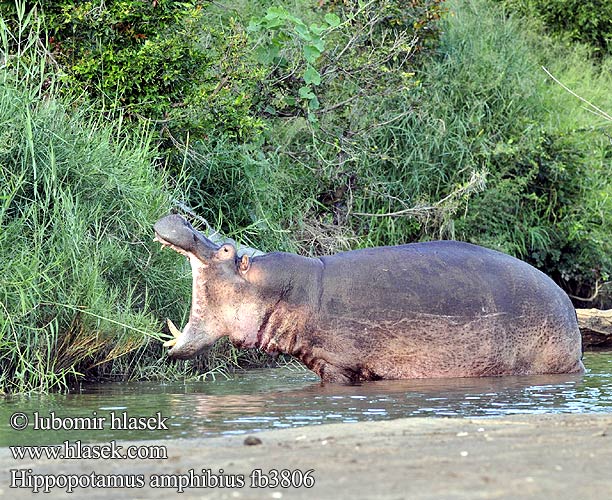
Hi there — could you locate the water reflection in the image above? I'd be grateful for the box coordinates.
[1,352,610,445]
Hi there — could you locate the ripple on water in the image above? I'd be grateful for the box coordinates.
[1,352,611,445]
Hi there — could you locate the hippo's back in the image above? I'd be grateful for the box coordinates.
[319,240,575,327]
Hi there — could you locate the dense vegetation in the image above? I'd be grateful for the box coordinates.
[499,0,612,56]
[1,0,610,393]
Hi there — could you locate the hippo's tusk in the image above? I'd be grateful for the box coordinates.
[162,319,182,348]
[167,318,182,338]
[163,338,177,348]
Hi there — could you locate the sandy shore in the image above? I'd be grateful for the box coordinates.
[2,414,611,499]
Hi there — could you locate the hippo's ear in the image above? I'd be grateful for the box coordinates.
[239,254,250,275]
[215,243,236,261]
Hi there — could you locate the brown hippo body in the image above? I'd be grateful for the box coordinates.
[154,215,584,383]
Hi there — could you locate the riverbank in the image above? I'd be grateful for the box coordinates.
[2,414,611,499]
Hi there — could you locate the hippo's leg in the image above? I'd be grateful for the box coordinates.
[316,362,357,384]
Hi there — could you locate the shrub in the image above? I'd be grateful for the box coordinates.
[499,0,612,55]
[0,1,265,140]
[192,0,450,251]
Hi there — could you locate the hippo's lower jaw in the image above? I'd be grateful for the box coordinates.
[163,319,211,359]
[164,319,213,359]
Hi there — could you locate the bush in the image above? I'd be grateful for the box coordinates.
[499,0,612,55]
[0,1,265,140]
[213,0,611,303]
[1,0,449,251]
[172,0,448,252]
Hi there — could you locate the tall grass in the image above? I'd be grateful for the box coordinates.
[434,0,611,298]
[0,12,194,393]
[0,8,292,394]
[357,0,611,254]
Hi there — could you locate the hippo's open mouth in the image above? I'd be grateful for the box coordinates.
[154,231,192,348]
[153,223,213,359]
[153,232,186,347]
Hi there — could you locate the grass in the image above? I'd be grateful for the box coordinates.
[0,12,196,393]
[436,0,611,296]
[0,83,185,392]
[0,37,289,392]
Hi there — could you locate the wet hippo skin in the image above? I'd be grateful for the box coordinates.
[154,214,584,383]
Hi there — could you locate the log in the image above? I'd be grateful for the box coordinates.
[577,308,612,349]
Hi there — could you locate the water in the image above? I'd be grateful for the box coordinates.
[1,352,611,446]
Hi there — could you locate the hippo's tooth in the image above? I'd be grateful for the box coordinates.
[167,318,182,338]
[163,338,177,348]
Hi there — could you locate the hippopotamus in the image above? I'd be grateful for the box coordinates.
[154,214,584,383]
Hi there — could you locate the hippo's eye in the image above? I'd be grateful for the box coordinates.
[216,243,235,261]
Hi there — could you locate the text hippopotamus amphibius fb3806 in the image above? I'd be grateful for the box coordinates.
[154,214,584,383]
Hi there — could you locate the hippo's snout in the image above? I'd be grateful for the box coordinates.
[154,214,220,262]
[153,214,194,249]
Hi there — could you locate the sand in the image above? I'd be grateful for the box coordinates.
[2,413,611,499]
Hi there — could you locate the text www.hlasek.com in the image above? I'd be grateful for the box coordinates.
[10,441,167,493]
[10,440,167,461]
[8,410,316,493]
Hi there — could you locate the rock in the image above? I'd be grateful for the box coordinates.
[244,436,262,446]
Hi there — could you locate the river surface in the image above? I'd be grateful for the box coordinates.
[1,352,611,446]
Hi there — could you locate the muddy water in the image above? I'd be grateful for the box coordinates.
[1,352,611,446]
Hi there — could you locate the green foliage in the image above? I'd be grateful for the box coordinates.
[499,0,612,55]
[255,0,444,119]
[0,85,187,393]
[0,1,265,139]
[181,0,610,305]
[199,0,611,302]
[174,0,447,251]
[248,7,340,116]
[461,132,611,289]
[0,12,194,393]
